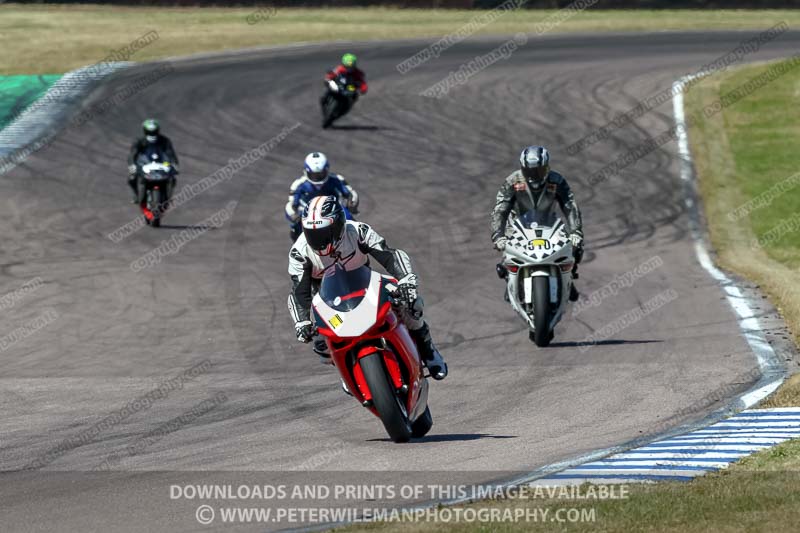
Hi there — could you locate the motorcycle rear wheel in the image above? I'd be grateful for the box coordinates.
[411,406,433,438]
[360,352,412,443]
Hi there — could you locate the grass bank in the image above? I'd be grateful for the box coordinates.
[2,5,800,74]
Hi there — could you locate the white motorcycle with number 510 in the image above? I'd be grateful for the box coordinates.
[497,216,575,347]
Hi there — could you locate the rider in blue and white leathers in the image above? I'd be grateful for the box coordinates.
[285,152,359,241]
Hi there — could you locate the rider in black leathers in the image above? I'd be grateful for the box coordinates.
[127,119,179,204]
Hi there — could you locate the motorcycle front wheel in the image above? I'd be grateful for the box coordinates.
[531,276,551,347]
[322,95,338,129]
[150,188,162,228]
[360,352,412,443]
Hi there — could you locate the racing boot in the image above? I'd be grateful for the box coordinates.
[128,175,140,204]
[569,284,580,302]
[314,338,333,365]
[410,323,448,380]
[569,262,580,302]
[496,263,510,302]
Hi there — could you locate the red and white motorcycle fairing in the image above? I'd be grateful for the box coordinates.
[312,265,431,442]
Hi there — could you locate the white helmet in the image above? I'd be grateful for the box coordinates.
[304,152,330,186]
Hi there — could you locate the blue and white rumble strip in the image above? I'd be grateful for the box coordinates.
[532,408,800,485]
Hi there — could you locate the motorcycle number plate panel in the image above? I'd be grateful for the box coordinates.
[526,239,554,258]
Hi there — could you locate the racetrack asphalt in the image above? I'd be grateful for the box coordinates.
[1,30,799,531]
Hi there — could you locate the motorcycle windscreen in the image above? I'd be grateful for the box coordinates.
[319,265,371,311]
[136,144,172,166]
[337,74,357,94]
[518,210,558,229]
[314,265,382,337]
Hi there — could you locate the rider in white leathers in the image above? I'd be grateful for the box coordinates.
[287,195,447,380]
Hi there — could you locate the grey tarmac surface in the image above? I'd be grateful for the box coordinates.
[1,30,799,531]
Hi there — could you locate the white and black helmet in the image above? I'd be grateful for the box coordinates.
[302,195,345,256]
[304,152,330,186]
[520,145,550,187]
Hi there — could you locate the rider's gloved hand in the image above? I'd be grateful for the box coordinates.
[493,237,508,251]
[294,320,315,343]
[569,232,583,249]
[128,164,137,175]
[346,191,359,213]
[394,274,419,308]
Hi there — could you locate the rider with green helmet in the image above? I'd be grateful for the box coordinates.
[320,53,368,127]
[325,53,368,94]
[127,119,179,204]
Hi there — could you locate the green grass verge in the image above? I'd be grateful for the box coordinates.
[2,5,800,74]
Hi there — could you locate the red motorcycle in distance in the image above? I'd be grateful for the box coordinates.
[134,145,176,228]
[312,265,433,443]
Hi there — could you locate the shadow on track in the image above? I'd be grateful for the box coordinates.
[549,339,662,348]
[156,224,219,231]
[327,124,387,131]
[367,434,517,443]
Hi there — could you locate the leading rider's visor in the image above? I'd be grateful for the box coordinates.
[522,165,548,183]
[307,170,328,185]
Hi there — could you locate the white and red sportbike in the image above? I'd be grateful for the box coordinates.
[499,216,575,347]
[312,264,432,443]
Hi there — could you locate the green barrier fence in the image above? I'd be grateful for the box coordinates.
[0,74,62,130]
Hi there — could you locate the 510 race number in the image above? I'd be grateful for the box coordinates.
[527,238,551,251]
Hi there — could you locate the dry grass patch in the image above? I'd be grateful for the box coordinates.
[2,5,800,74]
